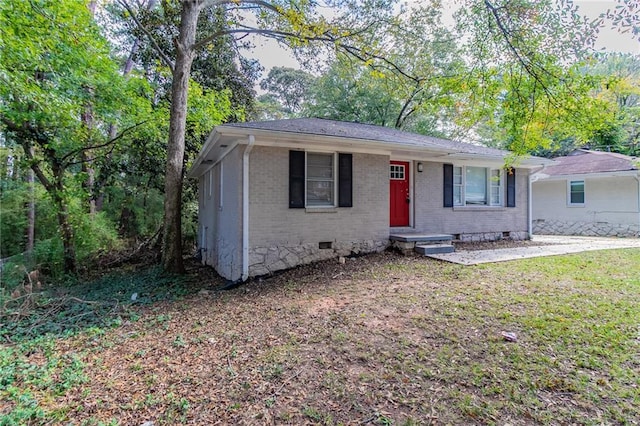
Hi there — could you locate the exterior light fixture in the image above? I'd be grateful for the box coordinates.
[417,162,424,172]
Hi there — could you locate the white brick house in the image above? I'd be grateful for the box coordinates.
[188,118,548,281]
[532,150,640,237]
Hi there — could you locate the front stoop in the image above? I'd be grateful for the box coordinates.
[415,244,455,255]
[389,233,454,255]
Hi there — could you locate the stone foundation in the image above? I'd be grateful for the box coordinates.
[248,239,388,277]
[533,219,639,237]
[456,231,529,242]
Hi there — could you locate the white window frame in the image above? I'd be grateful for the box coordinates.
[453,166,463,206]
[567,180,585,206]
[305,151,337,208]
[453,165,504,207]
[490,168,502,206]
[390,164,406,180]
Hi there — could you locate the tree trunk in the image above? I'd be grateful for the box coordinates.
[161,0,199,273]
[50,158,77,275]
[26,162,36,255]
[56,195,77,275]
[81,150,96,215]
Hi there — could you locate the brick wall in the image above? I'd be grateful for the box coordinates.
[247,146,389,276]
[198,146,534,280]
[413,161,530,239]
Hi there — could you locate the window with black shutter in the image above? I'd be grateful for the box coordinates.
[445,164,511,207]
[289,151,305,208]
[443,164,454,207]
[289,151,353,208]
[506,168,516,208]
[338,153,352,207]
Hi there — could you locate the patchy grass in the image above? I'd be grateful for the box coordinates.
[1,249,639,424]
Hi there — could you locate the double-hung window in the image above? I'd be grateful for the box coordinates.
[306,152,335,207]
[453,166,503,206]
[490,169,502,206]
[453,166,463,205]
[568,180,585,206]
[289,151,352,208]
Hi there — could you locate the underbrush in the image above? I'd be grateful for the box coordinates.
[0,261,211,424]
[1,264,205,343]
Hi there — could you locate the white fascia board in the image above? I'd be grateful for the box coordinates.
[445,153,554,168]
[187,132,240,178]
[439,157,507,168]
[187,131,219,178]
[532,170,639,182]
[517,158,556,167]
[248,136,393,156]
[216,127,504,159]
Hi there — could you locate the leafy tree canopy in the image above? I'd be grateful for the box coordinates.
[303,1,464,137]
[0,0,147,273]
[259,67,315,116]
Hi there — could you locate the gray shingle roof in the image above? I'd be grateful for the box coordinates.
[222,118,509,157]
[542,150,638,176]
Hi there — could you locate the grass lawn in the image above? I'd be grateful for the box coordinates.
[1,249,639,425]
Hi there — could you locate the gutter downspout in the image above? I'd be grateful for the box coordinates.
[635,174,640,237]
[529,165,546,240]
[528,172,533,239]
[241,135,255,281]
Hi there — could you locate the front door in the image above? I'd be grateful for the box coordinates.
[390,161,410,227]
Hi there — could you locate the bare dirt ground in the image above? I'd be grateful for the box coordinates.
[6,247,640,425]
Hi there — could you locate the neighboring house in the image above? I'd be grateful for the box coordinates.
[531,149,640,237]
[188,118,548,282]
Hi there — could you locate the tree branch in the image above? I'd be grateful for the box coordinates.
[483,1,552,89]
[19,140,55,194]
[117,0,175,71]
[60,120,149,167]
[200,0,281,13]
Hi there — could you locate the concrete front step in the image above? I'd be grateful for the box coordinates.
[390,233,455,255]
[389,233,453,243]
[415,244,455,255]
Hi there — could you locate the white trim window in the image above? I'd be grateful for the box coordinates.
[453,166,463,205]
[390,164,405,180]
[568,180,585,206]
[454,166,504,206]
[306,152,336,207]
[490,169,502,206]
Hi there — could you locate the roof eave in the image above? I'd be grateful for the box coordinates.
[532,169,639,181]
[187,129,225,178]
[446,153,553,168]
[188,124,551,177]
[216,125,525,162]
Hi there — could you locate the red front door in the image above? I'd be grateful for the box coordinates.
[390,161,410,227]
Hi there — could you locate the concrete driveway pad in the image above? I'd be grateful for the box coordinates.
[427,235,640,265]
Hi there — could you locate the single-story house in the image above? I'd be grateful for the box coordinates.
[531,149,640,237]
[188,118,549,282]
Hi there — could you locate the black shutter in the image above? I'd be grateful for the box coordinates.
[443,164,454,207]
[338,153,352,207]
[506,168,516,208]
[289,151,305,208]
